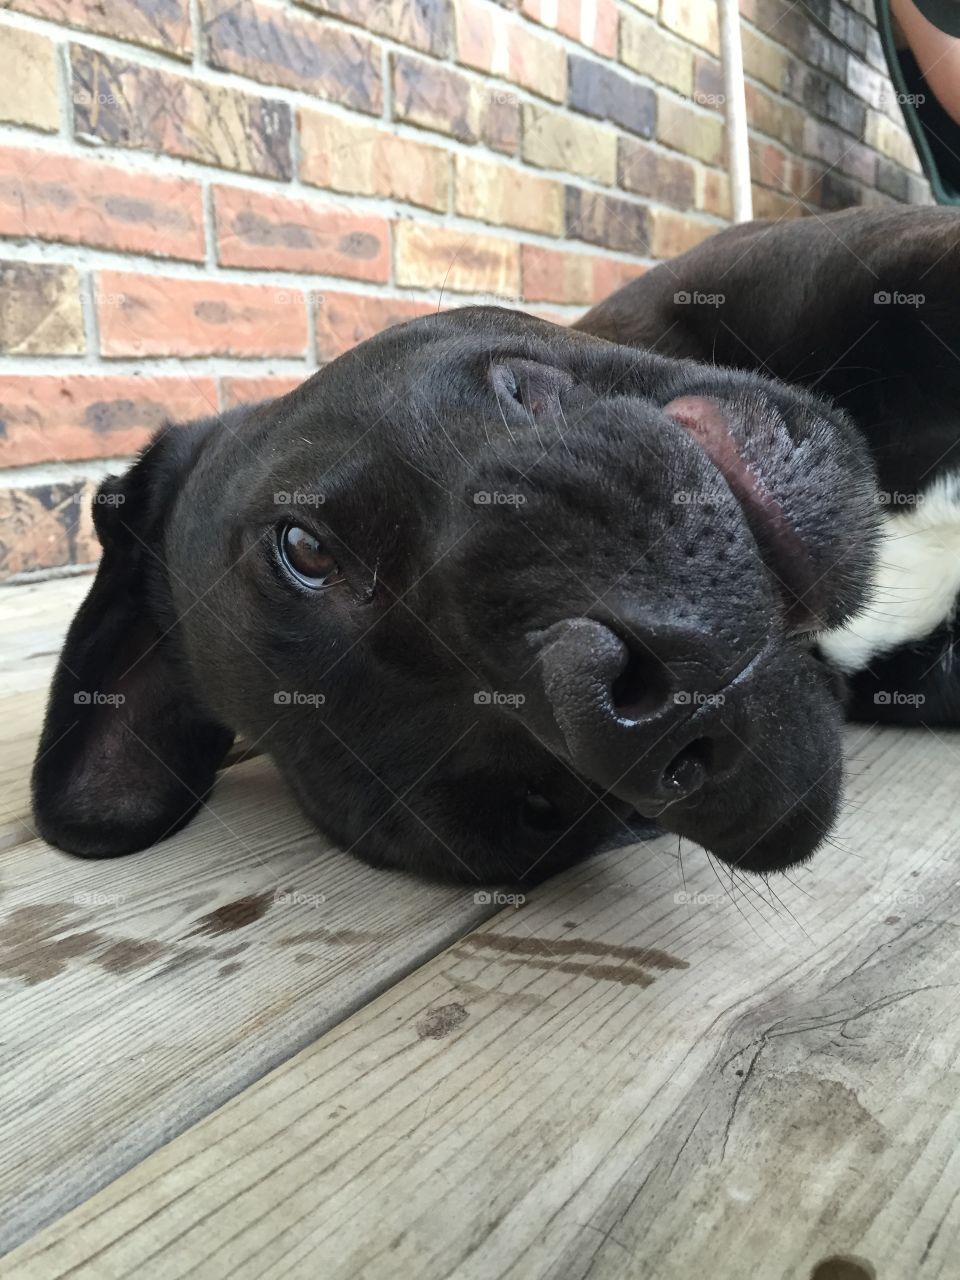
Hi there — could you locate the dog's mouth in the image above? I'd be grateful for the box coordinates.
[664,393,824,633]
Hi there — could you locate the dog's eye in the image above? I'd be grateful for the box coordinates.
[278,525,344,590]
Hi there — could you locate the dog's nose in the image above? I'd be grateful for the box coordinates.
[534,618,744,808]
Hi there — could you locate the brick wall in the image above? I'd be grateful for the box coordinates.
[0,0,928,581]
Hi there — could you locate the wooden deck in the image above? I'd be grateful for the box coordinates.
[2,578,959,1279]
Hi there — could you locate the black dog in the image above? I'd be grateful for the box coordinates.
[32,207,960,884]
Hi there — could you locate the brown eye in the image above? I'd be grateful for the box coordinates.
[278,525,343,589]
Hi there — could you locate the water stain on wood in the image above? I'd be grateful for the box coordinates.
[0,904,204,985]
[454,933,687,989]
[416,1003,468,1040]
[188,892,273,937]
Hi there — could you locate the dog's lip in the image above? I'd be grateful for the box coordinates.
[664,395,824,631]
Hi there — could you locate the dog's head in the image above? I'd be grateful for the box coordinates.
[33,306,878,882]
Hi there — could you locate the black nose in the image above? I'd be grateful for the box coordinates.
[535,618,745,809]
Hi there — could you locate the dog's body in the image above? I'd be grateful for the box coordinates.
[32,207,960,883]
[578,207,960,723]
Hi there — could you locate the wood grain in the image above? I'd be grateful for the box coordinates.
[0,577,91,848]
[0,757,496,1254]
[6,724,957,1279]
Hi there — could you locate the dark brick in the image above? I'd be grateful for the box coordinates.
[70,45,292,179]
[8,0,191,58]
[567,55,655,138]
[618,137,696,208]
[876,158,911,202]
[392,52,518,153]
[845,10,868,56]
[804,27,848,79]
[565,187,650,254]
[693,54,724,110]
[0,480,99,579]
[0,260,83,354]
[802,70,867,136]
[748,0,809,56]
[204,0,381,116]
[820,171,863,209]
[301,0,451,56]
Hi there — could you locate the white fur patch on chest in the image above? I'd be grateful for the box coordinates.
[819,471,960,675]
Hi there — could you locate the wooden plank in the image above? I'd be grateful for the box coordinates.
[6,725,957,1279]
[0,754,497,1255]
[0,576,91,697]
[0,578,91,848]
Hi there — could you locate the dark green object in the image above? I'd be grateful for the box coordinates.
[874,0,960,203]
[913,0,960,35]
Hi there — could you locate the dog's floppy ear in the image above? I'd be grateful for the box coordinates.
[32,424,234,857]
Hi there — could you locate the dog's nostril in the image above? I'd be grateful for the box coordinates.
[611,649,670,720]
[661,738,712,798]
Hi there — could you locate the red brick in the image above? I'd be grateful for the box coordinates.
[204,0,382,116]
[521,0,618,57]
[300,0,451,55]
[521,243,645,305]
[648,207,715,258]
[0,376,219,467]
[455,0,566,101]
[314,292,435,361]
[589,257,647,303]
[214,186,390,281]
[8,0,191,58]
[0,148,204,261]
[0,261,84,355]
[220,375,305,409]
[70,46,292,180]
[95,272,308,358]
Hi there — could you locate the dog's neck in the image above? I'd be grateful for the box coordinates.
[819,469,960,674]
